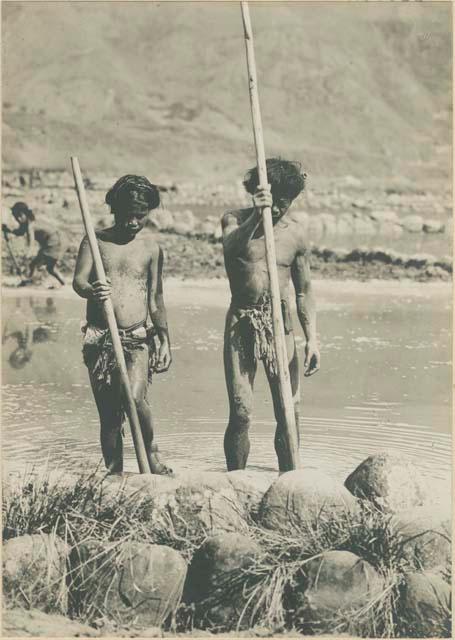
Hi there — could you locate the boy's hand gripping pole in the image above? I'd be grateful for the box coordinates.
[71,157,151,474]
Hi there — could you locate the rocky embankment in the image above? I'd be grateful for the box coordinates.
[2,452,451,637]
[1,172,452,284]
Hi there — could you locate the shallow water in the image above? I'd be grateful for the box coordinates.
[1,281,452,485]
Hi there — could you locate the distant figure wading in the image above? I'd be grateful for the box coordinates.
[2,201,66,286]
[221,158,321,472]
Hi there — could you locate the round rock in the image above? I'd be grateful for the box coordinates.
[3,533,69,613]
[344,452,427,512]
[398,572,451,637]
[183,532,261,630]
[295,550,384,633]
[391,504,451,573]
[226,470,273,517]
[259,469,359,532]
[70,541,187,626]
[147,472,248,537]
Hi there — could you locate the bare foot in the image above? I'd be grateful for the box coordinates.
[149,449,174,476]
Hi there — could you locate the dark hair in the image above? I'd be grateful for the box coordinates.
[12,202,35,221]
[243,158,307,201]
[105,175,160,215]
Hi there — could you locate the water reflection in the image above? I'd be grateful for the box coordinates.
[3,298,59,370]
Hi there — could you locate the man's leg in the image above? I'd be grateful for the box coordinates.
[127,346,172,475]
[88,371,123,473]
[223,310,257,470]
[266,332,301,472]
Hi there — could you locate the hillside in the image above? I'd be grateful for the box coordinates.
[2,1,452,184]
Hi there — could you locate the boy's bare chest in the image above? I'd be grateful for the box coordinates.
[98,241,150,277]
[241,224,299,267]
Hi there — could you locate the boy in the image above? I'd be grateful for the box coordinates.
[221,158,320,472]
[73,175,172,474]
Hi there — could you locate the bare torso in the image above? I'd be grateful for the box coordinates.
[223,208,306,306]
[86,228,157,329]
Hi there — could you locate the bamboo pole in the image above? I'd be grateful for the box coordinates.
[71,157,151,474]
[240,1,300,471]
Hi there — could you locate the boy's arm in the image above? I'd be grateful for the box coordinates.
[221,187,273,258]
[222,209,261,258]
[291,244,320,376]
[73,236,110,302]
[148,246,171,371]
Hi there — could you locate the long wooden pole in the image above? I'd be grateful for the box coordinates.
[240,2,300,471]
[71,157,150,474]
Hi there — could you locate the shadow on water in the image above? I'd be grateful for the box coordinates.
[1,284,451,483]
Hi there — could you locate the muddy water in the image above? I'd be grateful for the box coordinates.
[2,281,451,485]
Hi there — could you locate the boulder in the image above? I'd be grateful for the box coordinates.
[148,479,248,538]
[398,572,451,637]
[391,504,451,573]
[226,470,273,517]
[369,210,398,224]
[183,532,261,630]
[259,469,359,532]
[377,222,403,238]
[147,209,174,231]
[353,217,376,235]
[319,213,337,235]
[69,541,187,626]
[3,533,69,613]
[344,452,427,512]
[198,221,217,237]
[307,216,324,237]
[2,607,99,637]
[401,215,424,233]
[294,550,384,634]
[171,209,196,235]
[423,219,445,234]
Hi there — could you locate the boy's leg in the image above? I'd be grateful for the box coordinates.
[127,346,172,475]
[88,371,123,472]
[266,332,301,472]
[223,310,257,470]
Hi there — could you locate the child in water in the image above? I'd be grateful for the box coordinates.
[2,201,66,286]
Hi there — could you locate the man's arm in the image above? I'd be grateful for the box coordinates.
[148,245,171,371]
[291,246,320,376]
[72,236,110,302]
[221,187,273,258]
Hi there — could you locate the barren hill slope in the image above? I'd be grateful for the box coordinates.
[2,1,451,183]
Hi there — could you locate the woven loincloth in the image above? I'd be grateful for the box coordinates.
[233,295,292,378]
[82,320,158,391]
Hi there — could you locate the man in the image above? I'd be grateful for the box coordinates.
[2,202,66,286]
[221,158,320,472]
[73,175,172,474]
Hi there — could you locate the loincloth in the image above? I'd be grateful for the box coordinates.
[82,320,158,392]
[231,295,292,378]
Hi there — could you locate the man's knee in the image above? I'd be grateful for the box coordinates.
[229,401,251,430]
